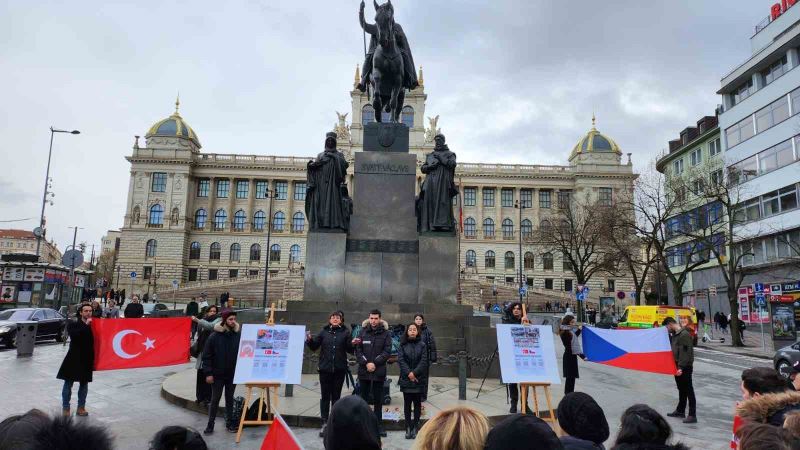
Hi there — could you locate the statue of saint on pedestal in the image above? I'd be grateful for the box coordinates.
[306,132,351,231]
[418,134,457,232]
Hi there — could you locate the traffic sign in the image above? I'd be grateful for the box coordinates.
[61,250,83,268]
[130,271,137,279]
[630,292,637,299]
[754,282,764,293]
[519,286,527,296]
[755,293,766,307]
[576,291,586,301]
[172,279,179,289]
[492,304,501,313]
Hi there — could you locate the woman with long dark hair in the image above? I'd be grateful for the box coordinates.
[413,314,437,401]
[191,305,219,406]
[612,404,688,449]
[559,314,584,394]
[398,322,429,439]
[502,302,531,413]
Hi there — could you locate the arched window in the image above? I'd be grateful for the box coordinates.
[270,244,281,262]
[149,204,163,225]
[401,106,414,127]
[273,211,285,232]
[524,252,535,270]
[465,250,476,267]
[362,104,375,125]
[209,242,221,260]
[214,209,227,230]
[505,251,515,269]
[189,242,201,260]
[540,218,552,231]
[542,252,554,270]
[250,244,261,261]
[290,244,301,262]
[292,212,305,233]
[483,218,495,238]
[521,219,532,239]
[230,243,241,262]
[502,218,514,239]
[194,209,207,229]
[253,210,266,231]
[463,217,476,237]
[233,210,246,231]
[485,250,496,268]
[145,239,157,258]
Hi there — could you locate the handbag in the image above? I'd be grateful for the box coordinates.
[190,340,199,358]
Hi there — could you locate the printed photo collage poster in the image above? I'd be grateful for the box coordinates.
[233,324,305,385]
[496,324,561,384]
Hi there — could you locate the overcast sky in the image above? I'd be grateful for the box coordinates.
[0,0,773,255]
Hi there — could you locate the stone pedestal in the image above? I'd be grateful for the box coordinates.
[418,233,458,303]
[303,231,346,302]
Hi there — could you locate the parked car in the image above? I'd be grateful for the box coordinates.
[774,341,800,379]
[142,303,168,317]
[0,308,67,348]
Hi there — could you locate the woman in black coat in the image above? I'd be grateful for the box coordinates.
[57,303,95,416]
[306,311,353,437]
[413,314,437,401]
[398,323,429,439]
[559,315,585,394]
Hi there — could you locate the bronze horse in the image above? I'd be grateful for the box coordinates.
[361,0,406,123]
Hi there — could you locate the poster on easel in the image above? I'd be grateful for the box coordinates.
[233,324,305,384]
[496,324,561,384]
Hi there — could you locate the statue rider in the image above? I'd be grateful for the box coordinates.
[357,0,419,92]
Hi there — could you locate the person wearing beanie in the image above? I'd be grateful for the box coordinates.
[201,310,241,435]
[484,414,564,450]
[557,392,610,449]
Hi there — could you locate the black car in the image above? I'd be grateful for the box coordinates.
[0,308,67,348]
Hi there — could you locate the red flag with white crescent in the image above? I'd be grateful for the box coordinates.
[91,318,190,370]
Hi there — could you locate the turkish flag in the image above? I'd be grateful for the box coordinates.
[91,318,191,370]
[260,413,303,450]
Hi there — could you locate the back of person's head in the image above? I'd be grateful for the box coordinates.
[149,426,207,450]
[484,414,562,450]
[614,404,672,446]
[741,367,790,396]
[0,409,50,450]
[737,422,793,450]
[414,406,489,450]
[557,392,609,444]
[324,395,380,450]
[784,412,800,440]
[0,412,114,450]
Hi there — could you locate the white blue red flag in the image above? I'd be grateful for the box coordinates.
[582,326,677,375]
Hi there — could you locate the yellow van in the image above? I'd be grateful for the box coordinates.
[618,305,698,343]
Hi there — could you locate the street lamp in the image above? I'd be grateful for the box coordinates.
[514,200,528,304]
[36,127,80,260]
[262,188,274,311]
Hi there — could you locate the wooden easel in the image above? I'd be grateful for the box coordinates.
[235,304,281,443]
[516,304,559,432]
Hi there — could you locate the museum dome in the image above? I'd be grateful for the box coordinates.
[145,97,201,147]
[569,116,621,160]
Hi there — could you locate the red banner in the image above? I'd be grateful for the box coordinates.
[260,413,303,450]
[92,318,191,370]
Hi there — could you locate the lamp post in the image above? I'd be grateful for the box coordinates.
[262,189,274,311]
[36,127,80,260]
[514,200,528,304]
[67,226,83,305]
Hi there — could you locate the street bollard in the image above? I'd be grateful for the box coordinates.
[284,384,294,397]
[458,352,467,400]
[16,321,38,357]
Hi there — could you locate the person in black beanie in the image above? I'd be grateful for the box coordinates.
[485,414,564,450]
[557,392,610,449]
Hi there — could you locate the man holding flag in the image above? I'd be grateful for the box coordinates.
[663,317,697,424]
[57,302,95,417]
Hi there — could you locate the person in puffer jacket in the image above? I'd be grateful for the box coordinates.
[559,314,585,394]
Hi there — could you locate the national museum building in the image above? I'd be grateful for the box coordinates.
[115,67,639,301]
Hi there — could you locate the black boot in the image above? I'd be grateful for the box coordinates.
[405,425,413,439]
[412,420,420,438]
[203,423,214,435]
[509,403,517,414]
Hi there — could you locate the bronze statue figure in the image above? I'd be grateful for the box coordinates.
[306,132,351,231]
[417,134,457,232]
[358,0,418,123]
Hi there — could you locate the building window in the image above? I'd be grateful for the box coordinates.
[504,251,515,269]
[253,211,266,231]
[189,242,200,260]
[464,188,476,206]
[710,169,723,186]
[690,148,703,166]
[483,218,495,238]
[732,79,753,105]
[755,96,790,133]
[275,181,288,200]
[149,204,164,225]
[708,138,721,157]
[292,212,305,232]
[401,106,414,127]
[194,209,207,229]
[563,252,573,271]
[502,219,514,239]
[763,55,789,86]
[521,219,532,239]
[143,266,152,280]
[607,279,616,291]
[599,187,613,206]
[229,269,238,279]
[216,180,230,198]
[145,239,157,258]
[362,104,375,125]
[564,279,573,292]
[501,188,514,207]
[250,244,261,261]
[290,244,301,262]
[233,210,246,231]
[465,250,476,267]
[485,250,495,268]
[544,278,553,290]
[725,115,754,148]
[539,190,551,208]
[256,181,269,199]
[729,154,759,184]
[209,243,221,261]
[270,244,281,262]
[520,189,532,208]
[483,188,495,207]
[672,158,684,176]
[236,180,249,199]
[542,252,553,270]
[230,243,241,262]
[151,173,167,192]
[208,269,218,281]
[557,190,571,209]
[214,209,227,230]
[759,139,794,175]
[524,252,534,269]
[294,182,307,201]
[197,179,210,197]
[188,269,198,282]
[273,212,285,232]
[463,217,476,237]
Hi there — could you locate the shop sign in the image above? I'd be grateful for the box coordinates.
[782,281,800,293]
[772,0,798,20]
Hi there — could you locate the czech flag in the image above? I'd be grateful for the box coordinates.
[582,327,677,375]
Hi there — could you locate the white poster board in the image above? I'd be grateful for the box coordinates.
[233,324,305,384]
[496,324,561,384]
